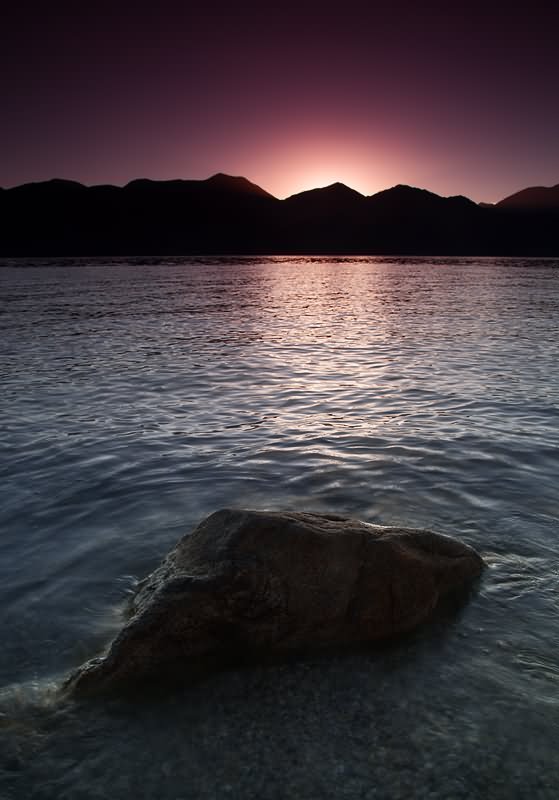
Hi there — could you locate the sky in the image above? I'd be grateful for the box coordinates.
[2,1,558,202]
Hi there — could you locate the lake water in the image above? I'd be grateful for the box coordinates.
[1,256,558,799]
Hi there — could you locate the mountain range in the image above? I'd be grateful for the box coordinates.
[1,174,558,256]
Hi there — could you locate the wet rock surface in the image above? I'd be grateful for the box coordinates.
[66,509,483,695]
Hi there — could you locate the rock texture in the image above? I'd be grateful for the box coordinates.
[66,509,483,695]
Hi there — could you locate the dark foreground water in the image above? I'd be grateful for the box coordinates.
[1,256,558,800]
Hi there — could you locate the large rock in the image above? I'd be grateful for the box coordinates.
[66,509,483,695]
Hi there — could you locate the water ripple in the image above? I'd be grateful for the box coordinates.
[1,256,559,798]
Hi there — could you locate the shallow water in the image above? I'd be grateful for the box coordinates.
[1,256,558,799]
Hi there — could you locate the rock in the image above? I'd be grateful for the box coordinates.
[65,509,483,695]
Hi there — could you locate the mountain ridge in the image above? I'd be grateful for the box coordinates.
[496,183,559,210]
[1,174,558,256]
[5,174,559,207]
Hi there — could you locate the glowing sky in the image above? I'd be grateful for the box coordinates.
[2,1,558,202]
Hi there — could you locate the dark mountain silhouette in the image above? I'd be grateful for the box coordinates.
[486,184,559,254]
[368,184,476,212]
[496,184,559,210]
[0,175,557,256]
[278,183,368,252]
[361,185,486,254]
[285,182,365,207]
[204,172,276,198]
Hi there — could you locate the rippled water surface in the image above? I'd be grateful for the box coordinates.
[1,256,559,799]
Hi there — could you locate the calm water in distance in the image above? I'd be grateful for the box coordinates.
[1,256,559,799]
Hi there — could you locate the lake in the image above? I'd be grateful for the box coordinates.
[1,256,558,799]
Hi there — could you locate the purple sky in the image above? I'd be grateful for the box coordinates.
[2,1,558,202]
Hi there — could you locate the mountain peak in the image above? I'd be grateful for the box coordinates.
[205,173,275,198]
[207,172,246,185]
[10,178,86,193]
[124,178,188,190]
[374,184,436,197]
[286,182,364,203]
[496,183,559,210]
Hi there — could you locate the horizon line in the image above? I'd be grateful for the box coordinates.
[2,172,559,205]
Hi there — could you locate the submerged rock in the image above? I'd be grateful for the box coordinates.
[66,509,483,695]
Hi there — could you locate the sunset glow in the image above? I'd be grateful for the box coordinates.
[2,3,559,203]
[264,153,378,198]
